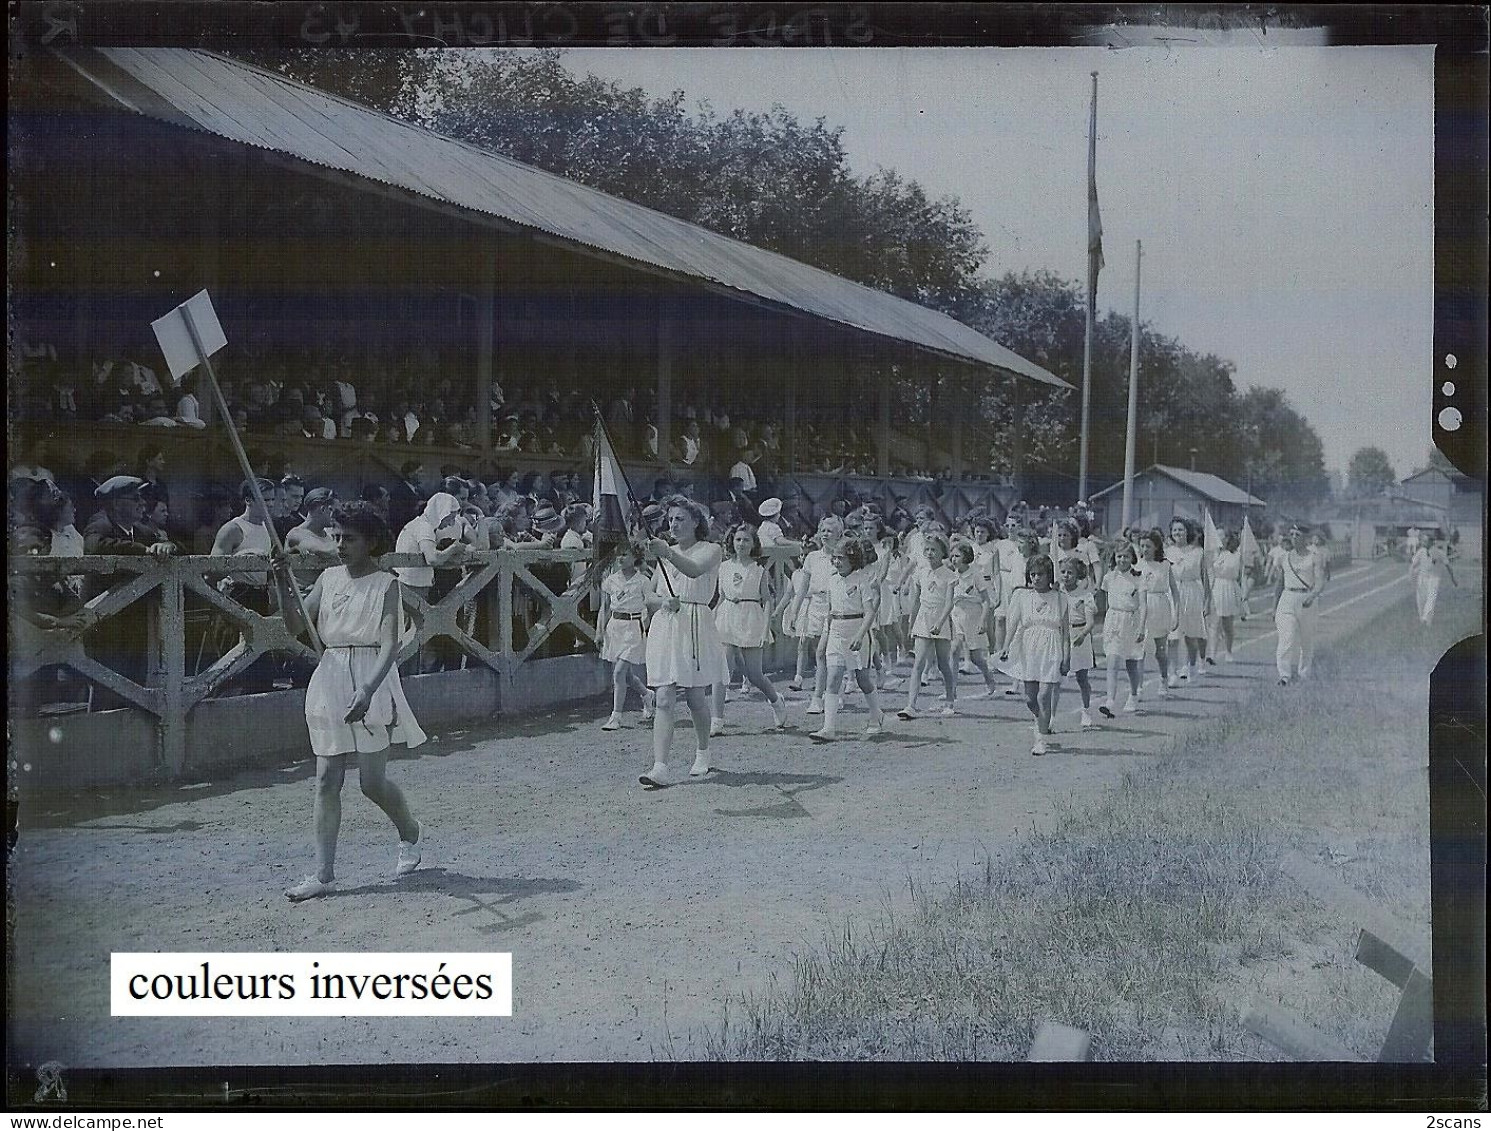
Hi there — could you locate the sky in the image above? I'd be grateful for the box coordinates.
[517,45,1435,481]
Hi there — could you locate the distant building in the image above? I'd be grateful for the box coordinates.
[1397,467,1482,558]
[1315,495,1449,560]
[1089,465,1266,537]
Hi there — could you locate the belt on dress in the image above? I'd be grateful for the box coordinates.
[722,597,761,604]
[611,612,642,620]
[830,613,865,620]
[1285,586,1310,592]
[329,644,378,650]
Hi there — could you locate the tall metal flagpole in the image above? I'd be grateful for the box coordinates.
[1121,240,1142,531]
[1078,70,1099,505]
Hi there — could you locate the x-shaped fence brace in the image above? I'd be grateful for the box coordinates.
[11,547,606,777]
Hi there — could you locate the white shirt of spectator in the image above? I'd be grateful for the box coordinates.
[175,392,208,429]
[404,412,420,442]
[334,380,357,411]
[682,434,700,466]
[730,460,757,493]
[758,519,786,548]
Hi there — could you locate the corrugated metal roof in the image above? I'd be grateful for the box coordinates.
[1091,464,1266,506]
[60,47,1068,389]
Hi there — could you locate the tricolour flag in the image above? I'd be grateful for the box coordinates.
[1240,515,1261,566]
[1087,79,1104,281]
[592,412,640,547]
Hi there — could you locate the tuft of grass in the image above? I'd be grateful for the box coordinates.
[704,582,1476,1061]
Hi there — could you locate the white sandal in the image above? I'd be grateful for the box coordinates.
[285,876,336,902]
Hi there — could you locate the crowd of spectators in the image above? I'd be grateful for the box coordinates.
[11,338,1002,495]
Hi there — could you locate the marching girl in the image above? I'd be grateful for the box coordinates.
[949,543,1001,697]
[872,521,908,689]
[1137,529,1182,697]
[599,543,656,731]
[1409,529,1457,626]
[993,518,1030,695]
[710,523,791,735]
[1058,556,1099,728]
[271,502,425,902]
[809,538,887,742]
[789,516,846,714]
[775,547,809,687]
[1165,518,1211,683]
[1098,541,1148,718]
[640,497,726,788]
[1208,531,1245,662]
[897,533,960,719]
[894,524,922,671]
[1000,553,1071,757]
[1274,523,1325,686]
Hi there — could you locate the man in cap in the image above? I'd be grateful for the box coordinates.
[756,497,803,555]
[82,476,177,694]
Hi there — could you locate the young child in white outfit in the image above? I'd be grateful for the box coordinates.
[810,538,887,742]
[599,544,656,730]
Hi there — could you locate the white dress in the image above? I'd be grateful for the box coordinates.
[1210,550,1244,617]
[951,570,992,652]
[1138,559,1176,641]
[875,546,903,628]
[601,569,648,665]
[911,565,958,640]
[715,559,769,648]
[794,549,835,638]
[1002,587,1069,684]
[1101,570,1147,662]
[645,542,726,689]
[1166,544,1208,640]
[994,539,1026,615]
[824,568,876,671]
[1067,584,1098,671]
[304,566,427,759]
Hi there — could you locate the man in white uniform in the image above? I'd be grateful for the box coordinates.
[1274,524,1325,686]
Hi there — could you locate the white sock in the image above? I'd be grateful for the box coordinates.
[822,692,841,734]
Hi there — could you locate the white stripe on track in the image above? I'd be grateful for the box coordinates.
[1235,572,1410,652]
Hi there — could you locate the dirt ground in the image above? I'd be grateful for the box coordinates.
[6,560,1434,1067]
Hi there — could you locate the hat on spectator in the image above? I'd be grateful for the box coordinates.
[303,487,336,510]
[758,497,783,518]
[532,503,565,535]
[95,475,146,499]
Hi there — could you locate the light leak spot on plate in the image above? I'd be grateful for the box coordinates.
[1441,381,1455,396]
[1437,406,1462,432]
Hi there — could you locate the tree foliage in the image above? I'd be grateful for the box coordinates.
[1346,446,1398,498]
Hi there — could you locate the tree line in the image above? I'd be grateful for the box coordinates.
[230,47,1332,507]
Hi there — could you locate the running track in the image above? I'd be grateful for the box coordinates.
[8,560,1427,1067]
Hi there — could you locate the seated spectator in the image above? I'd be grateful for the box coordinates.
[8,431,57,487]
[389,460,427,535]
[349,414,379,442]
[730,448,760,496]
[138,396,180,427]
[360,483,392,527]
[141,484,171,536]
[191,489,235,555]
[173,371,209,429]
[135,444,170,507]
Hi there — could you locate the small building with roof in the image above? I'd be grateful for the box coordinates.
[1089,464,1266,537]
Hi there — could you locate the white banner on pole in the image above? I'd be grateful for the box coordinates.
[151,289,227,383]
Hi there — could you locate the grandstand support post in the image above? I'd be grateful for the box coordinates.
[1011,373,1025,501]
[656,298,674,472]
[877,348,891,480]
[950,371,965,481]
[156,567,188,776]
[785,326,799,475]
[475,240,496,454]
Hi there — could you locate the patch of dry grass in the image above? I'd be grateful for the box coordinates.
[705,583,1475,1061]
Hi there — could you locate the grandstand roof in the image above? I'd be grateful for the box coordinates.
[53,47,1069,389]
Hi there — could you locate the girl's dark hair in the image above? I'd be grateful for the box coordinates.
[1142,529,1166,560]
[332,501,392,557]
[1223,530,1241,552]
[1063,556,1089,581]
[950,542,975,565]
[1074,515,1093,538]
[1169,516,1197,544]
[970,517,998,540]
[663,495,712,542]
[723,522,762,560]
[836,537,878,572]
[1111,540,1140,571]
[1026,553,1056,587]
